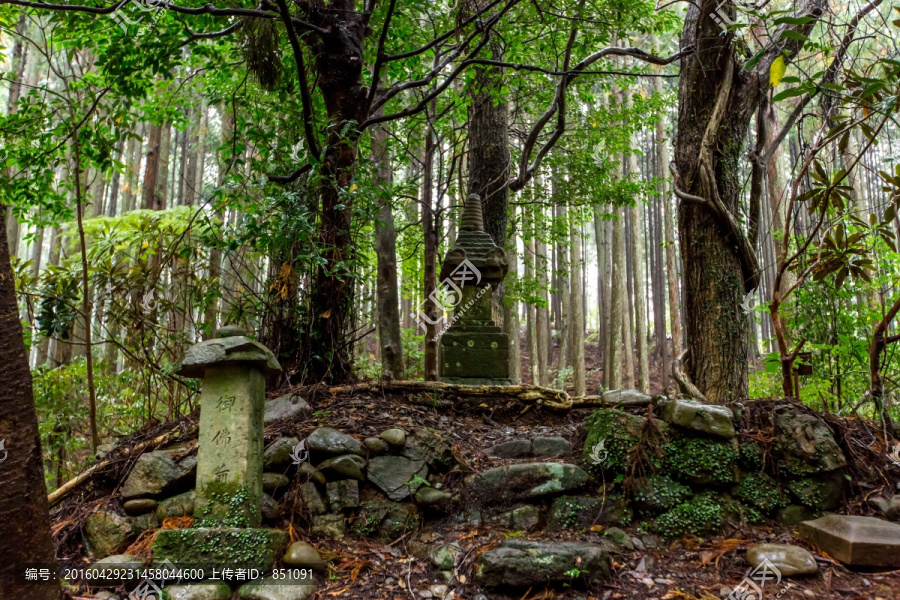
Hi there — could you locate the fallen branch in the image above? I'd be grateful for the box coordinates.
[47,426,196,507]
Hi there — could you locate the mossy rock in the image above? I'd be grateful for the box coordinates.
[157,490,196,521]
[152,527,288,570]
[773,407,847,476]
[351,501,418,539]
[632,475,692,514]
[787,471,845,510]
[663,433,740,485]
[582,409,650,476]
[547,494,631,530]
[649,494,734,539]
[732,471,788,514]
[738,442,765,472]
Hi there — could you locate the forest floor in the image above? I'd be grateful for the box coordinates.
[57,383,900,600]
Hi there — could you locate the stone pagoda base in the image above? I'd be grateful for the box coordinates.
[439,326,511,386]
[152,527,288,570]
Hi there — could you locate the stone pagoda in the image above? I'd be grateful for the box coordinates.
[438,194,511,385]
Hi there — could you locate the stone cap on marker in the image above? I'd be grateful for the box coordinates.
[176,326,282,378]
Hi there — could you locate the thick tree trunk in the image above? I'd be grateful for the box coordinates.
[371,121,404,380]
[0,186,60,599]
[142,123,163,210]
[422,125,439,381]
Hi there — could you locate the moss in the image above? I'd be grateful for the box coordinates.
[651,495,725,539]
[547,494,631,530]
[152,527,287,569]
[738,442,765,472]
[664,434,739,485]
[786,473,844,510]
[194,482,255,528]
[732,472,788,514]
[632,475,692,514]
[582,409,647,476]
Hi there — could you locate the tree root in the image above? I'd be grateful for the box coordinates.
[672,349,706,400]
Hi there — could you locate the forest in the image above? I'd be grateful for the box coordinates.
[2,0,900,598]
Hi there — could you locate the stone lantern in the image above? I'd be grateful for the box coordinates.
[438,194,512,385]
[152,325,287,569]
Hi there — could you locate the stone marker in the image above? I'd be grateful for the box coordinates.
[152,326,287,569]
[437,194,511,385]
[798,514,900,568]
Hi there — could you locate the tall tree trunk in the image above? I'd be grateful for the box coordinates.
[142,123,163,210]
[556,203,570,390]
[504,207,521,383]
[371,120,404,380]
[625,89,649,393]
[570,215,585,396]
[0,182,60,600]
[422,122,439,381]
[606,203,626,390]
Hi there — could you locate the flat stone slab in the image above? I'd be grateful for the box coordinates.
[475,540,611,587]
[466,462,588,504]
[121,448,197,499]
[747,543,817,576]
[662,398,735,438]
[367,456,427,500]
[152,527,288,571]
[799,514,900,568]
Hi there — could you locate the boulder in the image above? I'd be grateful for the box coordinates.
[306,427,364,458]
[262,494,282,521]
[132,511,160,533]
[156,491,196,521]
[475,540,611,587]
[402,429,454,470]
[871,494,900,520]
[746,543,817,576]
[466,463,588,504]
[120,448,197,499]
[601,389,652,405]
[123,499,158,516]
[299,482,328,515]
[413,487,455,514]
[283,541,326,573]
[84,509,136,558]
[264,394,311,424]
[379,428,407,448]
[162,583,233,600]
[352,501,418,539]
[787,471,844,510]
[531,436,571,457]
[368,456,428,500]
[774,407,847,475]
[429,544,461,571]
[799,514,900,568]
[238,574,316,600]
[263,472,290,495]
[316,455,366,482]
[582,408,648,474]
[662,398,735,438]
[311,514,346,540]
[297,463,326,485]
[264,437,302,471]
[487,439,532,459]
[505,505,541,531]
[364,437,389,454]
[632,475,692,513]
[326,480,360,510]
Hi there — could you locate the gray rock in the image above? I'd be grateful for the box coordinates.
[299,482,328,515]
[429,544,461,571]
[316,454,366,481]
[787,471,844,510]
[475,540,611,587]
[132,511,160,533]
[364,437,389,454]
[298,462,326,485]
[402,429,454,470]
[264,437,301,471]
[263,472,291,495]
[120,448,197,499]
[262,494,282,521]
[413,487,454,513]
[353,501,418,539]
[283,541,326,573]
[311,514,345,540]
[508,505,540,531]
[85,555,147,585]
[601,389,652,405]
[799,514,900,568]
[871,494,900,520]
[487,439,533,459]
[238,574,316,600]
[327,479,360,510]
[605,527,633,550]
[156,490,196,521]
[96,443,117,460]
[264,394,311,424]
[84,509,136,558]
[306,427,364,458]
[531,436,572,457]
[548,494,630,529]
[162,583,233,600]
[662,398,735,439]
[776,504,817,527]
[379,428,407,448]
[466,462,588,504]
[123,498,158,516]
[429,585,449,599]
[774,407,847,475]
[368,455,428,500]
[177,334,281,378]
[747,543,817,576]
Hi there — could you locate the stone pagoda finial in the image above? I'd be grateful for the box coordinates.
[459,194,485,232]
